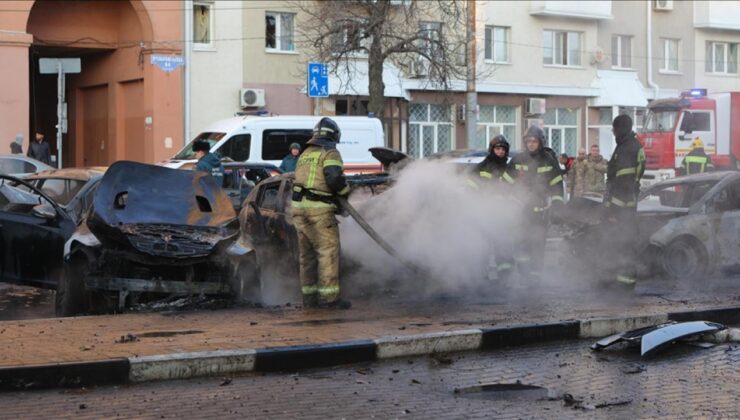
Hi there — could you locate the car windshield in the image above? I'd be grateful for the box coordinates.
[643,109,678,133]
[639,181,718,209]
[173,132,226,160]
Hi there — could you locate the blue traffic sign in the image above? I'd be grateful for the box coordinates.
[307,63,329,98]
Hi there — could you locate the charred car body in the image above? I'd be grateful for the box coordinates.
[59,161,256,316]
[566,171,740,279]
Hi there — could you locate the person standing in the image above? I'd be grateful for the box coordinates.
[279,143,301,172]
[192,140,225,186]
[27,131,51,165]
[679,138,714,175]
[469,134,515,188]
[291,118,351,309]
[10,133,23,154]
[508,125,564,280]
[571,144,607,198]
[603,114,645,286]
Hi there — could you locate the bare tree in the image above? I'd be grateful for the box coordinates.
[294,0,468,118]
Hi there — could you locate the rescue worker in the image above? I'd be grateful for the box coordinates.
[279,142,301,172]
[679,138,714,175]
[468,135,516,280]
[604,114,645,286]
[28,131,51,165]
[469,134,515,188]
[508,125,564,280]
[291,117,351,309]
[192,140,225,186]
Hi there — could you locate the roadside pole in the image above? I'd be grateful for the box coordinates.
[465,0,478,149]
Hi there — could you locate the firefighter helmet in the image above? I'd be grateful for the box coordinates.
[691,137,704,149]
[312,117,341,143]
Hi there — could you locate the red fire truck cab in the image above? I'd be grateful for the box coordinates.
[638,89,740,185]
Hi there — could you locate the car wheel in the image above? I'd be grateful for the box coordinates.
[659,237,708,280]
[232,253,261,303]
[55,254,91,317]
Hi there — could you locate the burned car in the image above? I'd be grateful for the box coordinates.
[565,171,740,280]
[58,161,256,316]
[222,162,281,212]
[0,168,105,290]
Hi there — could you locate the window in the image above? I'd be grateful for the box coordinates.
[543,30,581,66]
[408,104,454,158]
[476,105,517,149]
[258,182,281,211]
[661,38,679,72]
[265,12,295,52]
[419,21,443,61]
[618,107,645,130]
[643,109,678,133]
[219,134,251,162]
[611,35,632,69]
[193,2,213,47]
[484,26,509,63]
[0,158,37,174]
[174,132,226,160]
[543,108,578,156]
[332,19,369,56]
[261,129,313,160]
[705,41,738,74]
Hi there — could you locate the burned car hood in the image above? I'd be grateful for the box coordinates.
[369,147,411,170]
[88,161,238,258]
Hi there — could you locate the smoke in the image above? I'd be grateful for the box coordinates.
[340,160,525,298]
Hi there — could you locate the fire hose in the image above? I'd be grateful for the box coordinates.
[335,196,425,275]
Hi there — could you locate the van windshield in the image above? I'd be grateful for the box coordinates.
[173,132,226,160]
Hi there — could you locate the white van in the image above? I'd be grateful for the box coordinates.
[160,116,385,175]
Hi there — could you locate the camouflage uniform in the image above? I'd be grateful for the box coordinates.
[291,142,349,305]
[570,155,607,197]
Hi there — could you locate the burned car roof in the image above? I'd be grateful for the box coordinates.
[91,161,236,227]
[27,167,107,182]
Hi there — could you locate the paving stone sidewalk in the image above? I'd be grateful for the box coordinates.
[1,279,738,368]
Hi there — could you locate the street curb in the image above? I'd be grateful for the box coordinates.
[2,305,739,391]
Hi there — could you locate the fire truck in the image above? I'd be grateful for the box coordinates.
[638,89,740,185]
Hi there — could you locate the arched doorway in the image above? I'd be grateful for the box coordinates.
[22,0,181,167]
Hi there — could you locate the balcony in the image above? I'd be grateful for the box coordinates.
[694,1,740,31]
[529,1,612,20]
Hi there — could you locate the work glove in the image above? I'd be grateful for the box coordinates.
[334,195,350,218]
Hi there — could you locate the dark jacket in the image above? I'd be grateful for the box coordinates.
[680,148,714,175]
[471,154,514,186]
[279,154,299,172]
[10,142,22,154]
[28,140,51,164]
[605,132,645,210]
[509,146,564,212]
[195,152,225,186]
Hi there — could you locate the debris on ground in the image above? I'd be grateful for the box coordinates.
[562,393,632,410]
[429,354,454,367]
[219,377,232,386]
[115,333,139,344]
[620,364,646,374]
[591,321,727,357]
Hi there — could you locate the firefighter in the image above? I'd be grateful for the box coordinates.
[468,134,515,188]
[508,125,564,280]
[604,114,645,286]
[679,138,714,175]
[291,117,351,309]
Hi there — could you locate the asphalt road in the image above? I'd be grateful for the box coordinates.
[1,338,737,418]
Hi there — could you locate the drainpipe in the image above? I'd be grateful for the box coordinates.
[184,0,193,146]
[646,1,659,100]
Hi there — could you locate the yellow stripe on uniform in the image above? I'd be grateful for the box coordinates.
[323,159,344,167]
[549,175,563,186]
[616,167,636,177]
[502,172,515,184]
[537,166,553,173]
[479,171,493,179]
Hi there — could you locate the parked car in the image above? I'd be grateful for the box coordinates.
[0,168,105,289]
[58,161,256,316]
[0,154,54,178]
[222,162,281,212]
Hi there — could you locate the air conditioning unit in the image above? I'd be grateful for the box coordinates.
[239,88,266,108]
[457,104,466,123]
[390,0,411,6]
[525,118,544,129]
[653,0,673,11]
[525,98,546,115]
[410,58,428,78]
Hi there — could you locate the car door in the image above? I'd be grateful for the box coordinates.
[0,189,75,289]
[711,180,740,267]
